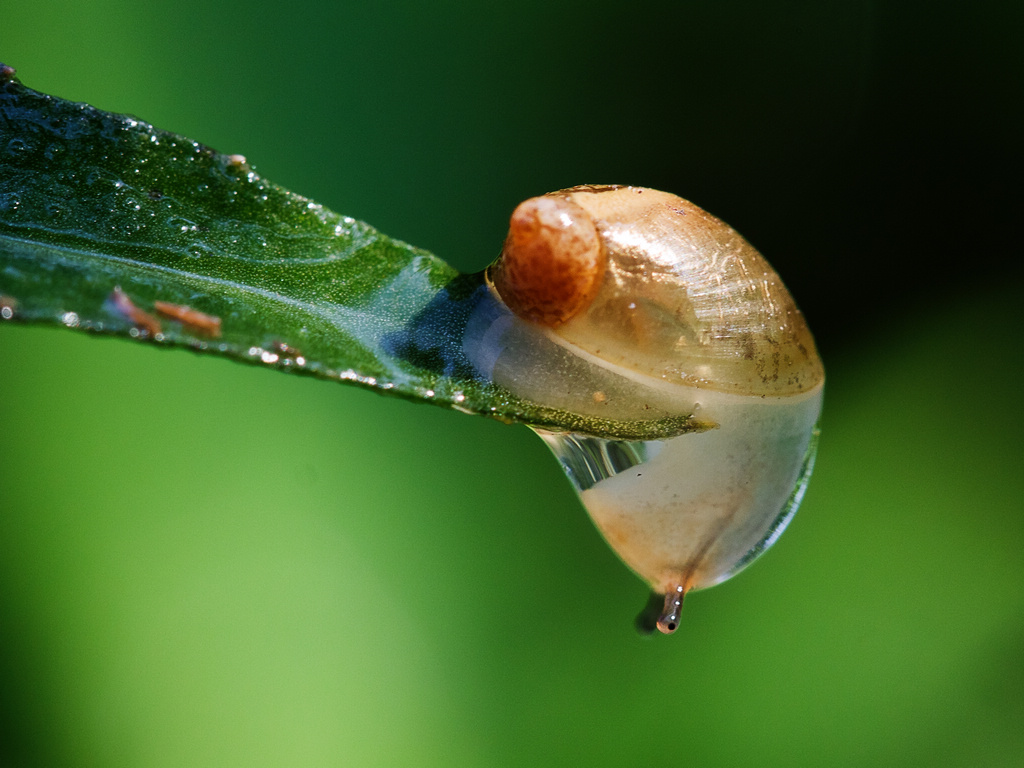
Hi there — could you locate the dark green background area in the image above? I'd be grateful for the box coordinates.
[1,1,1022,766]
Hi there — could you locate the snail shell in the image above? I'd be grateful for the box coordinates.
[467,185,824,634]
[489,185,823,397]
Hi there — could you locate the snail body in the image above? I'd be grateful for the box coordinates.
[464,185,824,634]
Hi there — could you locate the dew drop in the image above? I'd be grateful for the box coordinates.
[166,216,197,233]
[186,243,215,259]
[5,138,32,156]
[656,586,685,635]
[534,385,821,627]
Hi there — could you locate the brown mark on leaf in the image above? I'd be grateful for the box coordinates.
[272,341,304,359]
[106,287,162,336]
[154,301,222,338]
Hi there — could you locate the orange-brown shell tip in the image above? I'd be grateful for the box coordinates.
[489,195,605,328]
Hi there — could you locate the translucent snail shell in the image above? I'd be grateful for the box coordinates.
[489,185,822,397]
[466,185,824,634]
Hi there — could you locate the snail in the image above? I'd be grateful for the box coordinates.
[464,185,824,634]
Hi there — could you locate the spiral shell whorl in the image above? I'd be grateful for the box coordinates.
[488,196,605,328]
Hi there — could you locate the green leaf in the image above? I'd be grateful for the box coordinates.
[0,65,701,441]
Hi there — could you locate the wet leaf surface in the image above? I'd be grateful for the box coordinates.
[0,66,699,440]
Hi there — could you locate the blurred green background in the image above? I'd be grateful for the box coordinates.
[2,1,1022,766]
